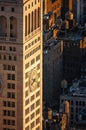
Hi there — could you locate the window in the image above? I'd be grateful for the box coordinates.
[3,46,6,50]
[37,63,40,70]
[7,83,11,89]
[10,24,13,30]
[36,108,40,115]
[36,100,40,107]
[3,101,6,106]
[12,102,15,107]
[7,92,15,99]
[7,74,11,80]
[0,46,2,50]
[36,55,40,61]
[31,113,34,119]
[4,55,6,60]
[31,104,35,111]
[3,110,6,116]
[12,66,15,71]
[36,91,40,97]
[9,56,12,60]
[14,56,16,61]
[1,7,4,11]
[25,99,29,106]
[31,121,35,129]
[25,108,29,115]
[31,59,35,65]
[3,119,6,125]
[25,126,29,130]
[31,95,34,101]
[12,84,15,89]
[25,117,29,123]
[25,90,28,97]
[12,120,15,125]
[7,74,15,80]
[11,8,15,12]
[8,65,11,70]
[36,126,40,130]
[36,117,40,125]
[7,83,15,89]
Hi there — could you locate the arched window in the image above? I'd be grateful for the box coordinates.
[10,16,17,38]
[0,16,7,36]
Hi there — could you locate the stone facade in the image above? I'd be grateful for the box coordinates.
[0,0,42,130]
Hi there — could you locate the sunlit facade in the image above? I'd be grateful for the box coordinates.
[0,0,42,130]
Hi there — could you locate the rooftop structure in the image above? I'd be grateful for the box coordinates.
[60,79,86,128]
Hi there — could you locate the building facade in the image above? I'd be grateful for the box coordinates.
[0,0,42,130]
[60,80,86,127]
[43,0,61,21]
[73,0,86,24]
[43,39,63,103]
[61,0,73,20]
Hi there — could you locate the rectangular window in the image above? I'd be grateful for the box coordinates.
[1,7,4,11]
[36,55,40,61]
[25,99,29,106]
[31,95,34,101]
[12,66,15,71]
[25,117,29,123]
[31,104,35,111]
[12,74,15,80]
[36,108,40,115]
[3,101,6,106]
[11,8,15,12]
[8,65,11,70]
[36,100,40,107]
[31,113,34,119]
[25,108,29,115]
[0,46,2,50]
[36,117,40,125]
[31,121,34,129]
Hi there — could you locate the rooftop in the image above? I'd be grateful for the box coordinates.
[58,26,86,41]
[69,79,86,97]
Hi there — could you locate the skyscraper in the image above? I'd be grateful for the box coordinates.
[0,0,42,130]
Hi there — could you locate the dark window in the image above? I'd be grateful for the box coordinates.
[3,110,6,116]
[4,55,6,60]
[11,8,15,12]
[7,74,11,80]
[3,119,6,125]
[8,65,11,70]
[12,102,15,107]
[12,92,15,98]
[1,7,4,11]
[3,46,6,50]
[7,83,11,89]
[0,46,2,50]
[12,84,15,89]
[7,92,11,98]
[3,101,6,106]
[10,24,13,30]
[12,74,15,80]
[12,66,15,71]
[9,56,12,60]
